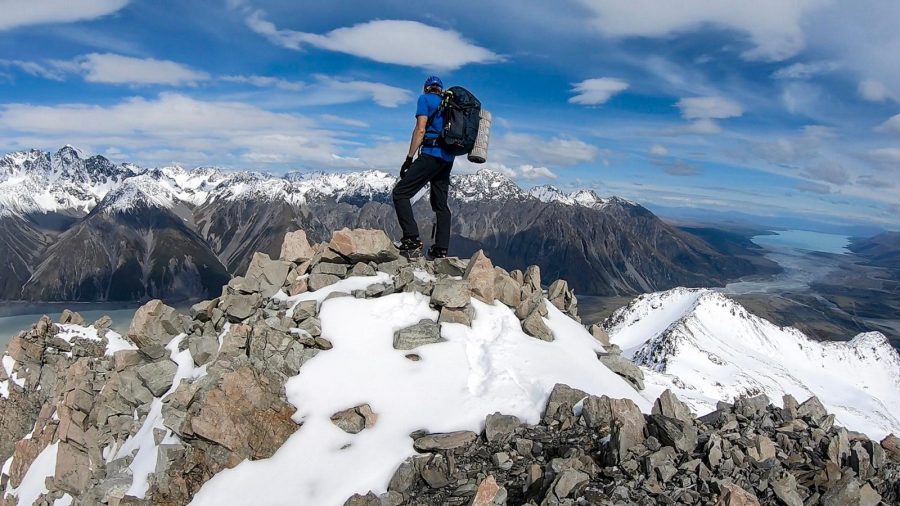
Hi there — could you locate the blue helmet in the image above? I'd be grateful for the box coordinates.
[424,75,443,90]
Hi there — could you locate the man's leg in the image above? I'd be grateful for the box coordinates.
[429,160,453,250]
[392,154,442,240]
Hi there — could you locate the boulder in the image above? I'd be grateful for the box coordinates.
[647,415,698,453]
[433,257,468,276]
[329,228,399,263]
[819,474,860,506]
[493,269,521,307]
[309,273,341,291]
[715,481,761,506]
[542,384,587,425]
[523,265,541,294]
[598,354,644,390]
[464,250,495,304]
[581,395,612,429]
[652,389,692,422]
[414,431,477,452]
[312,262,349,277]
[515,290,547,321]
[547,279,568,310]
[55,442,92,494]
[60,309,85,325]
[521,310,553,341]
[393,320,444,350]
[280,230,315,263]
[484,413,521,443]
[128,299,183,352]
[607,398,647,462]
[244,252,292,297]
[221,292,261,322]
[770,469,803,506]
[881,433,900,459]
[439,305,474,326]
[330,404,377,434]
[588,324,610,346]
[430,278,470,308]
[136,360,178,397]
[471,475,507,506]
[798,395,828,423]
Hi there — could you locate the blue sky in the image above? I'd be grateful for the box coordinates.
[1,0,898,231]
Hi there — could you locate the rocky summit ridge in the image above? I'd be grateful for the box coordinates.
[0,229,895,505]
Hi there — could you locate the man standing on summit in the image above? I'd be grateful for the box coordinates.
[392,76,456,260]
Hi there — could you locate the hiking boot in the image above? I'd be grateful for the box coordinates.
[395,237,423,258]
[426,246,448,260]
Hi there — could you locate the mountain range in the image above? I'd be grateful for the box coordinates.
[0,146,773,301]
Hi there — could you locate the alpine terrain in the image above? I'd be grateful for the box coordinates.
[0,229,897,505]
[0,147,771,302]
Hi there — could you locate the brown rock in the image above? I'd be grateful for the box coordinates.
[280,230,315,263]
[881,433,900,459]
[55,442,92,494]
[464,250,495,304]
[329,228,399,263]
[652,389,693,423]
[493,268,521,307]
[588,324,610,346]
[439,305,475,326]
[523,265,541,294]
[522,310,553,341]
[471,475,507,506]
[715,481,761,506]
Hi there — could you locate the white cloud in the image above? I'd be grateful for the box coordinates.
[0,0,129,31]
[76,53,210,85]
[859,79,895,102]
[518,165,557,179]
[221,74,305,91]
[320,114,369,129]
[676,96,743,119]
[802,161,850,185]
[794,180,831,194]
[876,114,900,134]
[868,147,900,164]
[569,78,629,105]
[495,133,599,167]
[771,61,840,80]
[577,0,828,61]
[0,59,67,81]
[649,144,668,156]
[306,76,412,108]
[246,14,499,70]
[0,93,353,167]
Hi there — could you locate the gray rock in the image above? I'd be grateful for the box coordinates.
[420,454,451,488]
[414,431,477,451]
[244,252,292,297]
[581,395,612,429]
[542,383,587,425]
[770,469,803,506]
[433,257,467,276]
[292,300,317,322]
[798,395,828,423]
[734,393,770,417]
[588,323,610,346]
[349,262,377,277]
[60,309,85,325]
[782,394,800,420]
[388,459,417,494]
[521,309,553,341]
[221,292,261,322]
[607,398,647,463]
[93,315,113,329]
[430,278,471,308]
[438,305,474,326]
[547,279,568,310]
[484,413,521,443]
[376,257,408,275]
[859,483,882,506]
[343,492,380,506]
[329,228,400,263]
[128,299,184,351]
[553,469,589,499]
[515,290,547,320]
[493,269,521,307]
[652,389,693,422]
[330,404,377,434]
[309,273,341,291]
[393,319,444,350]
[188,334,218,366]
[647,415,698,453]
[598,353,644,390]
[136,360,178,397]
[295,316,322,338]
[313,262,349,277]
[280,229,315,262]
[820,473,860,506]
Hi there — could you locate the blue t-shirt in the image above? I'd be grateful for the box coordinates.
[416,92,455,162]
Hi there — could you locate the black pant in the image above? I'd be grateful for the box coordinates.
[392,153,453,249]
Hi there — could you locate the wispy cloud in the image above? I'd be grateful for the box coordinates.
[0,0,129,31]
[245,15,499,71]
[569,78,629,105]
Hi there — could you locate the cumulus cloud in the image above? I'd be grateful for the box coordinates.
[676,96,743,120]
[875,114,900,134]
[569,78,629,105]
[518,165,558,179]
[303,76,412,108]
[76,53,210,85]
[859,80,894,102]
[246,14,499,70]
[495,133,599,167]
[576,0,828,61]
[0,93,354,167]
[0,0,129,31]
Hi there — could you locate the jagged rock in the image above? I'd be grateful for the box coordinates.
[309,273,341,291]
[55,442,91,494]
[647,414,697,453]
[93,315,113,329]
[782,394,800,420]
[515,290,547,320]
[292,300,318,322]
[343,492,380,506]
[652,389,692,422]
[770,469,803,506]
[439,305,474,326]
[464,250,495,304]
[329,228,399,263]
[331,404,378,434]
[188,334,218,366]
[820,473,860,506]
[484,413,520,443]
[553,468,589,499]
[281,229,315,263]
[547,279,568,311]
[128,299,183,354]
[597,353,644,390]
[421,453,451,488]
[734,394,770,417]
[882,433,900,459]
[59,309,85,325]
[521,310,553,341]
[608,398,647,462]
[244,252,292,297]
[523,265,541,294]
[588,323,610,346]
[221,291,261,322]
[493,269,521,307]
[431,278,470,308]
[414,431,478,452]
[542,384,587,425]
[287,275,309,296]
[748,434,777,462]
[433,257,467,276]
[715,481,760,505]
[581,394,612,429]
[136,359,178,397]
[349,262,377,277]
[295,316,322,338]
[471,475,507,505]
[393,319,444,350]
[190,299,219,322]
[798,395,828,423]
[859,483,883,506]
[377,257,408,275]
[388,459,418,494]
[313,262,349,277]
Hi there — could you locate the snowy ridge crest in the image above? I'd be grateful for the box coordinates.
[605,287,900,439]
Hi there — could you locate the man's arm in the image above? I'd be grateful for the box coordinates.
[407,115,429,159]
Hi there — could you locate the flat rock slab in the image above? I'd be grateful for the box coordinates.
[393,319,444,350]
[414,431,478,452]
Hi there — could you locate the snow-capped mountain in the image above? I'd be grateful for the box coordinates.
[604,287,900,439]
[0,146,768,301]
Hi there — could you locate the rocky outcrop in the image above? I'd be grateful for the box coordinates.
[365,389,900,506]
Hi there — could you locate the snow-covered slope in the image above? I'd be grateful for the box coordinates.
[530,184,634,209]
[605,287,900,439]
[189,279,650,505]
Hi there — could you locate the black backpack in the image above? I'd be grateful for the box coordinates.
[427,86,482,157]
